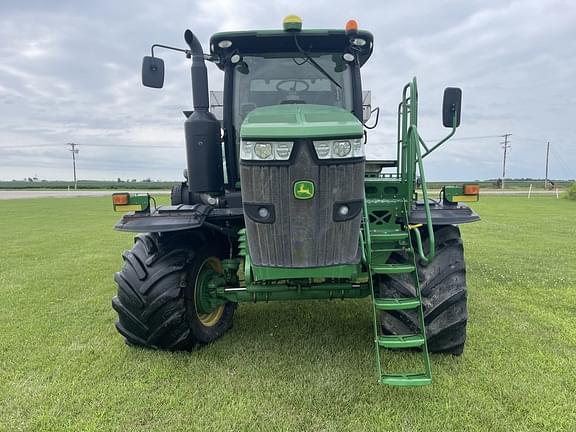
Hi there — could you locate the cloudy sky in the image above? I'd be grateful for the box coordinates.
[0,0,575,181]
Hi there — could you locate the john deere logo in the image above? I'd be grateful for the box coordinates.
[294,180,315,200]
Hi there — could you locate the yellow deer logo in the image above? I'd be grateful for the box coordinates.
[294,180,315,200]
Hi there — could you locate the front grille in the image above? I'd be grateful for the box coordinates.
[240,140,364,267]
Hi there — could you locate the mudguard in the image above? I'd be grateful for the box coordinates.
[114,204,243,233]
[409,201,480,225]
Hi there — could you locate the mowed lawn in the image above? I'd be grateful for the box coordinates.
[0,195,574,431]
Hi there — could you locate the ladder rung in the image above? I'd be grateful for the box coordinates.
[372,263,415,274]
[371,248,404,253]
[377,334,425,348]
[379,373,431,387]
[374,297,421,310]
[371,231,409,241]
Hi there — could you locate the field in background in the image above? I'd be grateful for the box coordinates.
[0,180,175,190]
[0,196,575,431]
[0,179,572,191]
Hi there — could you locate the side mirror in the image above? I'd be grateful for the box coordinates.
[362,90,371,122]
[210,90,224,121]
[442,87,462,128]
[142,56,165,88]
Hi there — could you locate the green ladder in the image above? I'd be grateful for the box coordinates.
[364,200,432,386]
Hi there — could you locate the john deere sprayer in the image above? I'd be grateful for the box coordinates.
[111,16,480,386]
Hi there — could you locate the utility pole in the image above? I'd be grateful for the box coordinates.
[545,142,550,190]
[500,134,511,190]
[67,143,79,190]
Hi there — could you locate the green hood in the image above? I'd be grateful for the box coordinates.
[240,104,363,140]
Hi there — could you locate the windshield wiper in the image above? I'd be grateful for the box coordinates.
[293,35,342,89]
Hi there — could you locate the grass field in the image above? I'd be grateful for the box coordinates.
[0,196,575,431]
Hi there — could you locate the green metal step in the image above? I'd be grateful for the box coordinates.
[374,297,421,310]
[370,230,409,241]
[371,247,405,253]
[372,263,415,274]
[379,373,432,387]
[377,334,425,348]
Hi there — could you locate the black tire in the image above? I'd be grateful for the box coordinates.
[171,183,184,205]
[378,225,468,355]
[112,231,236,350]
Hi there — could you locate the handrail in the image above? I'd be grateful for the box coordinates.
[399,78,435,264]
[407,124,435,263]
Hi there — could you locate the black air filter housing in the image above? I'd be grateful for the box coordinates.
[184,110,224,193]
[240,140,364,268]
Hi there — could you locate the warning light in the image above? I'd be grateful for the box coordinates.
[345,19,358,35]
[283,15,303,31]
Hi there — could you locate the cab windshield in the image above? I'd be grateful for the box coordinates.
[233,54,353,131]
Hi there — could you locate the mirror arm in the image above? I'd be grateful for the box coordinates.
[421,111,458,159]
[363,107,380,130]
[149,45,217,63]
[151,44,192,59]
[419,135,429,152]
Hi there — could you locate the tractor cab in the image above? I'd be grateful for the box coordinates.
[209,17,374,186]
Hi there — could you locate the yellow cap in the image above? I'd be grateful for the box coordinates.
[283,15,302,31]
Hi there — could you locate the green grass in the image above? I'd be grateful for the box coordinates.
[0,196,574,431]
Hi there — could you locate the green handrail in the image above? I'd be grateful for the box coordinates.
[408,124,435,264]
[400,78,435,264]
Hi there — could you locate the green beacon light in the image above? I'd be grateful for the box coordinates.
[283,15,303,31]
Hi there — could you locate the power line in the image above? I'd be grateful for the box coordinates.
[444,134,503,141]
[549,145,576,179]
[0,134,506,151]
[0,143,182,150]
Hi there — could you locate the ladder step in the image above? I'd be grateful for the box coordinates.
[371,248,405,253]
[371,231,409,241]
[377,334,425,348]
[380,373,431,387]
[372,263,415,274]
[374,297,421,310]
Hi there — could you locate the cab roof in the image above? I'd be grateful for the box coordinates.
[210,29,374,68]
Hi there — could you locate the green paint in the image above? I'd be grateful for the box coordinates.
[112,193,149,213]
[443,185,479,203]
[218,284,370,303]
[251,263,362,281]
[293,180,315,200]
[240,104,363,140]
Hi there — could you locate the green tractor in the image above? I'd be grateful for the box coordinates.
[111,16,480,386]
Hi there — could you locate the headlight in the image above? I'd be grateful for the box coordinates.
[313,138,364,159]
[241,141,293,160]
[333,140,352,157]
[254,143,273,160]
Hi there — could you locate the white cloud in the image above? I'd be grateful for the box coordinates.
[0,0,574,181]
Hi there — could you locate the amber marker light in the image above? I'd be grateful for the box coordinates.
[463,184,480,195]
[112,193,129,205]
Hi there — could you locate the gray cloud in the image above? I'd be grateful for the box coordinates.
[0,0,574,181]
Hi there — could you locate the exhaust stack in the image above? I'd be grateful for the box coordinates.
[183,30,223,194]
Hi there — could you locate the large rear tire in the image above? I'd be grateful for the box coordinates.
[378,225,468,355]
[112,231,236,350]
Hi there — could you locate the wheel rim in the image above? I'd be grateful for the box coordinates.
[194,257,225,327]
